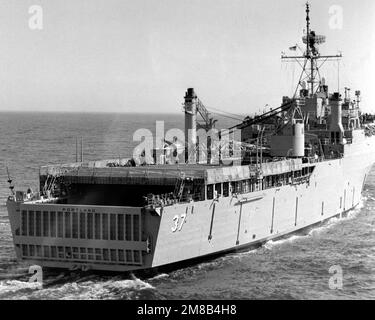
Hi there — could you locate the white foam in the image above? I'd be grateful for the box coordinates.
[149,273,169,281]
[0,280,42,296]
[228,249,259,263]
[0,273,155,300]
[234,249,258,257]
[60,276,154,300]
[264,234,305,250]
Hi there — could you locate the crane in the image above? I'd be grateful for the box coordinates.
[196,98,217,131]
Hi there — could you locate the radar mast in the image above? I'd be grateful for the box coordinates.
[281,2,342,97]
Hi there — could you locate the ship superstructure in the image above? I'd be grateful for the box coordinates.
[6,4,375,272]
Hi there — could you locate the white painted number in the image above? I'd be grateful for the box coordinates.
[171,213,187,232]
[171,215,179,232]
[178,213,186,231]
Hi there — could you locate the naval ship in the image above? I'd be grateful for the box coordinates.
[6,4,375,272]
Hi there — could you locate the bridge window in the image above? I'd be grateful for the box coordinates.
[193,183,205,201]
[207,185,214,200]
[230,182,236,194]
[223,182,229,197]
[250,179,255,192]
[235,181,242,194]
[243,180,250,193]
[215,183,222,196]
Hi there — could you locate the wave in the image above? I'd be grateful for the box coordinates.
[232,248,259,257]
[148,273,169,281]
[263,234,305,250]
[0,280,42,298]
[0,274,156,300]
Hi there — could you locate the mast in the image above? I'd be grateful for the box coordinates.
[306,3,313,95]
[281,2,342,97]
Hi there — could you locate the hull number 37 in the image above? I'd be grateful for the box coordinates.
[171,213,187,232]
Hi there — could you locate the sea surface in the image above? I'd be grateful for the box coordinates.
[0,111,374,300]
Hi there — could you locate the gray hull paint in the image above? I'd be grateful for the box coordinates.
[6,134,375,272]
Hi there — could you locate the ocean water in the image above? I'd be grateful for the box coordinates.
[0,112,374,300]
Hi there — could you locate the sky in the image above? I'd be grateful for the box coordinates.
[0,0,374,114]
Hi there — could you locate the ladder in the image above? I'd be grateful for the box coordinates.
[174,173,186,200]
[43,174,59,196]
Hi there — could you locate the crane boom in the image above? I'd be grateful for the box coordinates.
[196,98,217,131]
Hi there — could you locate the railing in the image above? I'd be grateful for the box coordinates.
[145,191,200,208]
[145,192,178,207]
[291,175,310,185]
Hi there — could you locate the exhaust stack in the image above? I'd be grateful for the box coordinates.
[184,88,197,163]
[329,93,344,143]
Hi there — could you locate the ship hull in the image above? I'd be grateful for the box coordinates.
[6,134,375,272]
[146,133,375,270]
